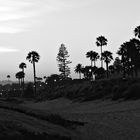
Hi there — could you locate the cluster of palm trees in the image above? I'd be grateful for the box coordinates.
[15,51,40,95]
[75,26,140,80]
[75,36,113,79]
[116,26,140,78]
[15,63,26,94]
[5,25,140,95]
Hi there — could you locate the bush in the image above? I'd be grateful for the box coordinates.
[112,84,128,100]
[124,83,140,100]
[23,83,34,98]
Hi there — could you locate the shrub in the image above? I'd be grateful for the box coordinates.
[112,84,128,100]
[23,83,34,98]
[124,83,140,100]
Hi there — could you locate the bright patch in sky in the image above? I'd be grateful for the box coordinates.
[0,47,19,52]
[0,0,92,34]
[0,0,55,33]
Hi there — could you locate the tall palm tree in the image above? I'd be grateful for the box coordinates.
[102,51,113,78]
[118,39,140,77]
[96,36,108,67]
[19,62,26,92]
[117,42,128,78]
[86,51,99,67]
[74,64,83,79]
[134,25,140,39]
[26,51,40,95]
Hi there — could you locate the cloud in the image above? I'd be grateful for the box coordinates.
[0,0,93,34]
[0,47,19,52]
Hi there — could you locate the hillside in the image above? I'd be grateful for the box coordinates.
[1,78,140,139]
[44,78,140,102]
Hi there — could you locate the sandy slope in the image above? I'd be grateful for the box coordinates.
[23,98,140,140]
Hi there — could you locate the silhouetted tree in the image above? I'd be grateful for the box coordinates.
[96,36,108,67]
[7,75,10,82]
[113,57,123,74]
[26,51,40,95]
[117,39,140,77]
[15,71,25,94]
[43,76,47,83]
[129,39,140,76]
[45,74,62,86]
[56,44,72,79]
[95,67,105,79]
[82,66,93,80]
[117,41,131,78]
[74,64,83,79]
[134,25,140,39]
[19,62,26,92]
[86,51,99,67]
[102,51,113,78]
[109,65,115,74]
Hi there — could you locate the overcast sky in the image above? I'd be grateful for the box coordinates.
[0,0,139,81]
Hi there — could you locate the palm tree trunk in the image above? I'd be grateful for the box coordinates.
[106,62,109,78]
[79,72,81,79]
[22,68,25,96]
[101,45,103,68]
[33,61,36,96]
[18,79,20,88]
[91,60,93,67]
[94,61,96,67]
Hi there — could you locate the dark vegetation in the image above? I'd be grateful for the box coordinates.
[2,25,140,101]
[43,78,140,102]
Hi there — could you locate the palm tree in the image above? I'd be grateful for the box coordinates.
[26,51,40,95]
[19,62,26,92]
[81,66,93,80]
[86,51,99,67]
[43,76,47,83]
[134,25,140,39]
[15,71,25,93]
[102,51,113,78]
[129,39,140,77]
[117,39,140,77]
[108,65,114,74]
[117,42,128,78]
[94,67,105,79]
[113,57,123,74]
[15,72,20,86]
[96,36,108,67]
[7,75,10,82]
[74,64,83,79]
[43,76,47,79]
